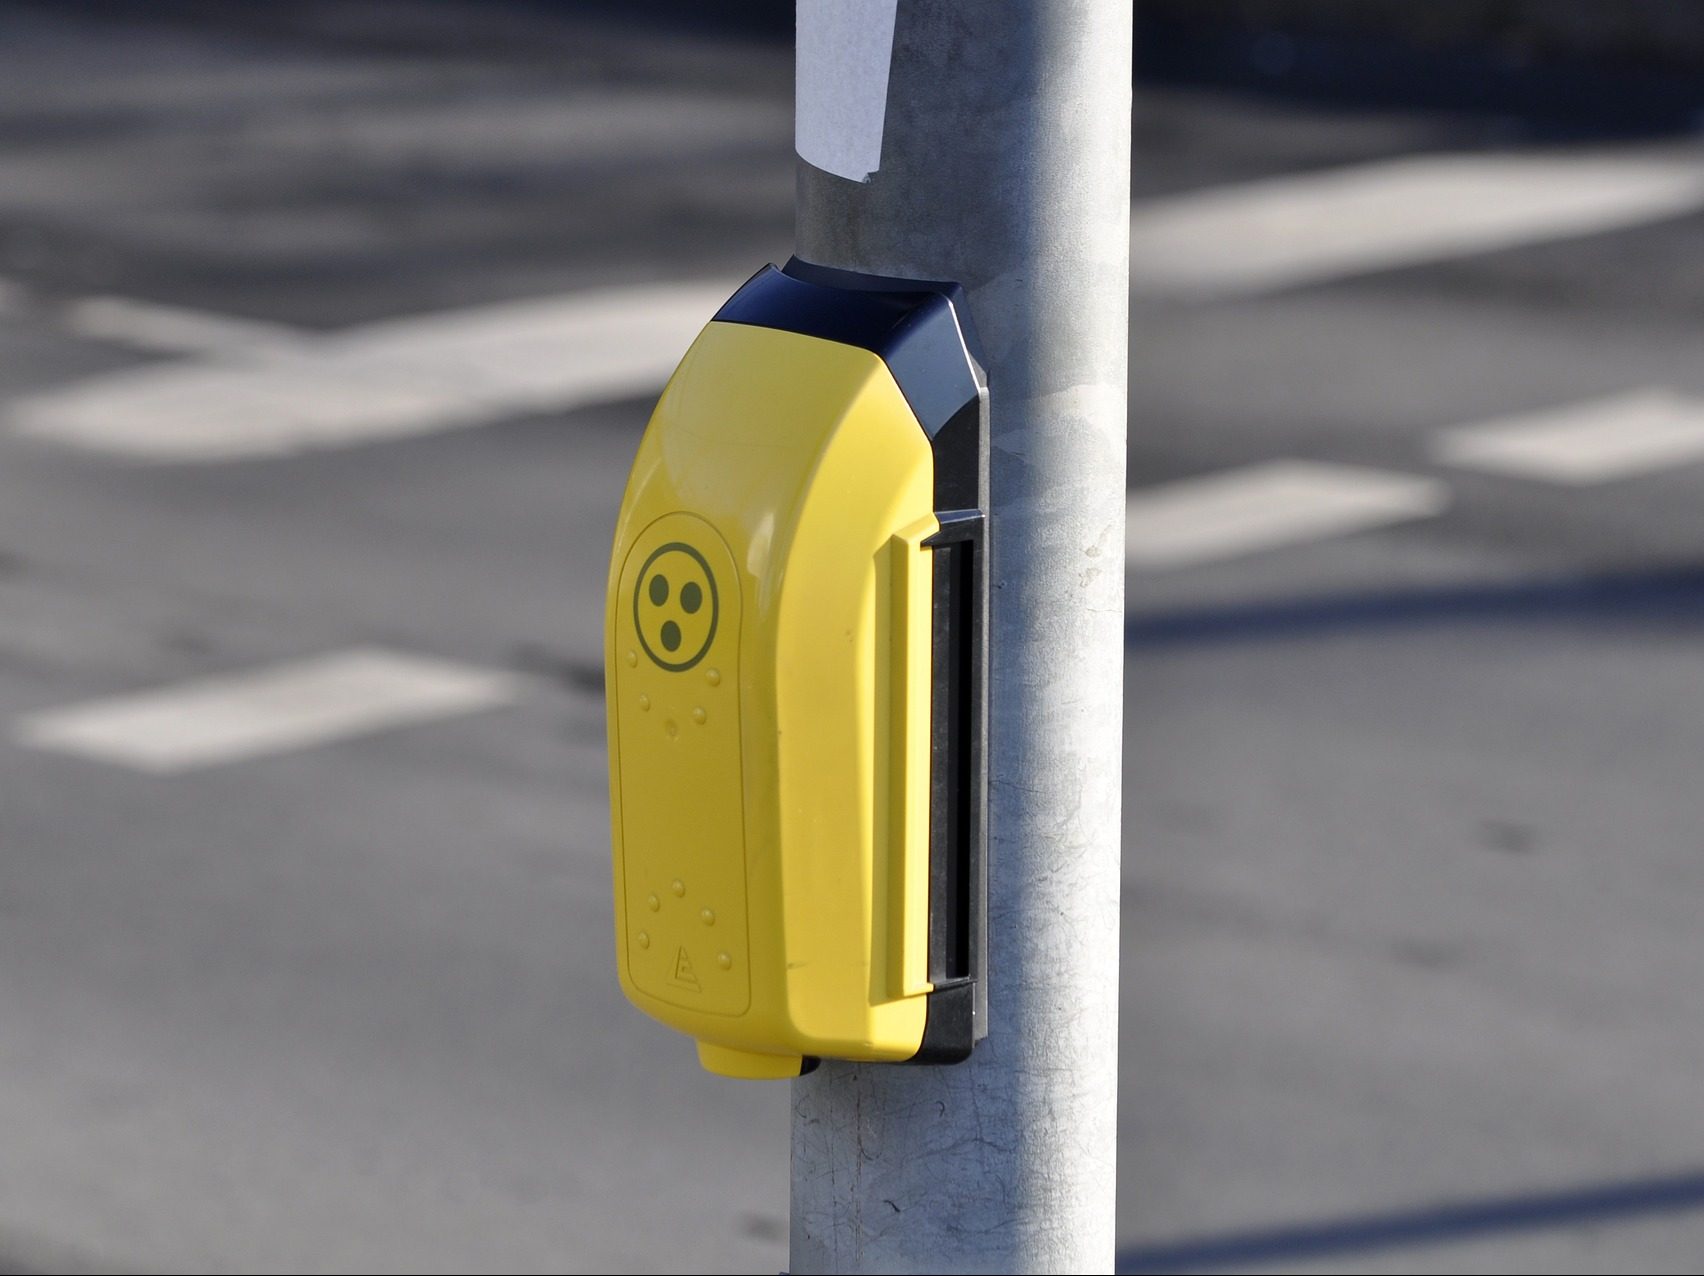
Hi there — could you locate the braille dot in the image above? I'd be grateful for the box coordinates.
[625,650,638,667]
[700,908,715,926]
[661,620,681,652]
[649,575,669,606]
[646,894,660,912]
[638,693,650,712]
[637,932,650,949]
[717,952,731,970]
[670,879,685,897]
[680,581,703,614]
[705,668,721,687]
[691,707,706,725]
[665,719,678,739]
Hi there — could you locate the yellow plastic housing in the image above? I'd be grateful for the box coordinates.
[606,320,936,1078]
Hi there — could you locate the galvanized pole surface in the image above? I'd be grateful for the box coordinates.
[790,2,1133,1273]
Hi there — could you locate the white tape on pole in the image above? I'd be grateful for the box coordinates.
[795,0,900,182]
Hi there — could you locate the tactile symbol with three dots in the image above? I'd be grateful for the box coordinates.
[633,541,719,672]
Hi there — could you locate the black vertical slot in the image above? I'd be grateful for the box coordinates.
[924,510,985,993]
[912,510,985,1063]
[928,538,971,983]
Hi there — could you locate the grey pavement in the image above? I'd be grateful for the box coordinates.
[1,4,1703,1273]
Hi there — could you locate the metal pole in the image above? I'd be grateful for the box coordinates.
[790,2,1132,1272]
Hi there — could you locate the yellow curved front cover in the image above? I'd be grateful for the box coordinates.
[607,320,936,1076]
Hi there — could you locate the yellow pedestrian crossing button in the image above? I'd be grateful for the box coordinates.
[606,260,989,1079]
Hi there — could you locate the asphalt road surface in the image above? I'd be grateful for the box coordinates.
[4,4,1704,1273]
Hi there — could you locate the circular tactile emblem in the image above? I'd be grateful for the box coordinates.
[634,542,719,672]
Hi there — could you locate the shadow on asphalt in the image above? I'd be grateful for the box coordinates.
[1118,1165,1704,1272]
[1126,563,1704,649]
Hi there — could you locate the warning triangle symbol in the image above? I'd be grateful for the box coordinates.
[672,946,701,990]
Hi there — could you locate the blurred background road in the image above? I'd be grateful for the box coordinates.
[4,2,1704,1272]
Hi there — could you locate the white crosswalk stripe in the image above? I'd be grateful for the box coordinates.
[1126,460,1449,569]
[8,281,734,461]
[13,648,519,773]
[59,296,305,356]
[1130,149,1704,299]
[1432,387,1704,484]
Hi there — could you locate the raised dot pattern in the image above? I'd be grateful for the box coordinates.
[635,880,735,975]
